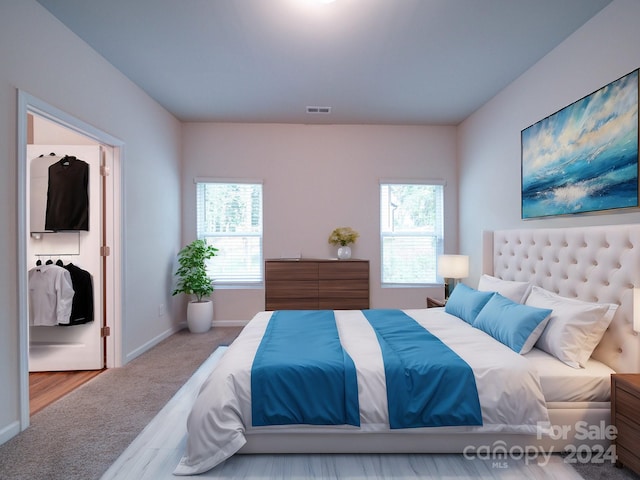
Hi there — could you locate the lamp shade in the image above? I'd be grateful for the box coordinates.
[437,255,469,279]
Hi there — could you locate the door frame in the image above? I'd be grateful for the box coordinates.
[17,90,124,430]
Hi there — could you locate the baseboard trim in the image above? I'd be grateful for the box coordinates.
[125,321,246,364]
[125,325,183,364]
[0,420,21,446]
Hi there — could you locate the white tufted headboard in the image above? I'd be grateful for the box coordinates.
[482,224,640,374]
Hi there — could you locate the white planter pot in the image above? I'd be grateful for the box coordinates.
[187,300,213,333]
[337,245,352,260]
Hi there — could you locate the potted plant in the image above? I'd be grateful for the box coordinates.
[172,239,219,333]
[328,226,359,260]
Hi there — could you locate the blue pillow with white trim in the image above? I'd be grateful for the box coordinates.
[444,283,494,324]
[473,293,552,354]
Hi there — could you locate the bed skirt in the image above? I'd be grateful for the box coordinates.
[239,402,612,454]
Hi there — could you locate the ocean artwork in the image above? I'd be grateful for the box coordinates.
[521,69,639,219]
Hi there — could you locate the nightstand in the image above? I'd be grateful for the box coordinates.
[426,297,446,308]
[611,374,640,475]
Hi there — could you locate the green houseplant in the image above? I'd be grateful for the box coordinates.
[172,239,218,332]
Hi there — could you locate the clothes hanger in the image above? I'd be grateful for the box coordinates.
[56,259,64,267]
[61,155,76,166]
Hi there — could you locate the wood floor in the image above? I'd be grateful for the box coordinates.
[29,369,104,415]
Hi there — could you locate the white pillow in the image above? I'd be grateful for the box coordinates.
[477,274,531,303]
[525,286,618,368]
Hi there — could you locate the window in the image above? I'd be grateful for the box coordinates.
[380,182,444,286]
[196,180,263,286]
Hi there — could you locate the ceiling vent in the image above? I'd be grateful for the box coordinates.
[306,106,331,114]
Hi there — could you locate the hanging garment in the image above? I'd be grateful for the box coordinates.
[45,156,89,231]
[30,153,61,232]
[28,264,75,326]
[62,263,94,325]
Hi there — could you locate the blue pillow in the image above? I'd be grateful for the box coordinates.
[444,284,494,324]
[473,293,552,354]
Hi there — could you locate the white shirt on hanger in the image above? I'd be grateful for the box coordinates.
[28,264,75,326]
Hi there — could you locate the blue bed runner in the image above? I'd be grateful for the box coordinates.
[362,309,483,429]
[251,310,360,427]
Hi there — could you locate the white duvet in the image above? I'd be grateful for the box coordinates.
[174,309,550,475]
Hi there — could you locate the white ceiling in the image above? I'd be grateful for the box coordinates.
[36,0,612,125]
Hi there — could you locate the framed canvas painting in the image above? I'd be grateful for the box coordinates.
[521,69,639,219]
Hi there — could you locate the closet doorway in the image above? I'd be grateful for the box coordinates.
[17,91,123,430]
[28,142,104,372]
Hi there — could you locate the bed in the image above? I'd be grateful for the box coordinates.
[174,224,640,476]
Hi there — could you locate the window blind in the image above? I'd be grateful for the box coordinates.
[380,182,444,285]
[196,181,263,285]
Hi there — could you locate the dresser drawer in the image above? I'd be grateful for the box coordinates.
[318,261,369,280]
[265,280,318,299]
[265,261,318,281]
[611,374,640,476]
[616,444,640,476]
[319,281,369,298]
[616,387,640,426]
[266,298,319,310]
[616,417,640,450]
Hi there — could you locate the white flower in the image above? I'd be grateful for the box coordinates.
[328,227,359,246]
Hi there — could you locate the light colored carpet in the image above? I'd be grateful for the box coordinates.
[0,327,242,480]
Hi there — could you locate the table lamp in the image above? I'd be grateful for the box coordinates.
[437,254,469,299]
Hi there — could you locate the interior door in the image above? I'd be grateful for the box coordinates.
[27,144,104,371]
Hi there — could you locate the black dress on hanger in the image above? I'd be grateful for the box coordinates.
[45,155,90,231]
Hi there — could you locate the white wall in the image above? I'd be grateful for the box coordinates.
[181,123,459,320]
[0,0,182,444]
[458,0,640,285]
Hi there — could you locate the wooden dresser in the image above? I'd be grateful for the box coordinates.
[265,259,369,311]
[611,373,640,475]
